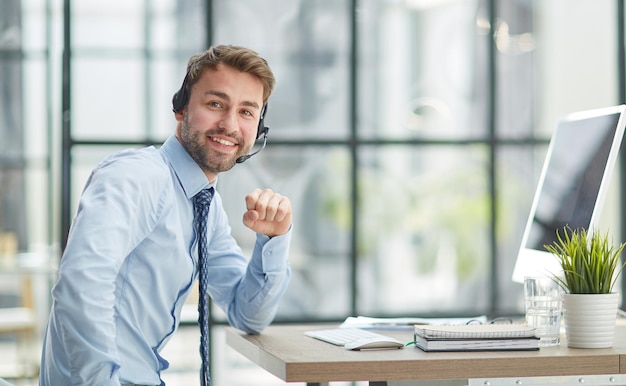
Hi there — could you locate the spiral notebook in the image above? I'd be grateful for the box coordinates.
[413,324,539,352]
[414,324,536,339]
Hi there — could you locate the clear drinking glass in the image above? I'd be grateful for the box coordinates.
[524,276,563,347]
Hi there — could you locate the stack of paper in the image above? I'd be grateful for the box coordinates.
[413,324,539,352]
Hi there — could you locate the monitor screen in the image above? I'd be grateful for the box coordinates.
[512,105,626,283]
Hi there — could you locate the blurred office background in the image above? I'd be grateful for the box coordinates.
[0,0,625,384]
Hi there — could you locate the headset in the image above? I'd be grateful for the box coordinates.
[171,73,270,140]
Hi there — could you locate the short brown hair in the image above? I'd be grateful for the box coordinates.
[184,45,275,104]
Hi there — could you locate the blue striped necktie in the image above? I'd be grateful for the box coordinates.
[193,187,214,386]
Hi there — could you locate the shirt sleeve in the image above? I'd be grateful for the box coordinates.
[204,194,292,334]
[50,151,169,384]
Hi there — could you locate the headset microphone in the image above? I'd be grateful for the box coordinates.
[235,132,268,163]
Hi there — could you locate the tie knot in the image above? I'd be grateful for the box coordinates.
[194,187,214,208]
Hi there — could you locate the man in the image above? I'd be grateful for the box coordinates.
[40,45,292,386]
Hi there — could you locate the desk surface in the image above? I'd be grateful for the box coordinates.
[226,324,626,383]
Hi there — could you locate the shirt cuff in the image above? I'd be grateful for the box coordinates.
[256,225,292,273]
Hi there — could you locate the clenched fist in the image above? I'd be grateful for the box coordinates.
[242,188,292,237]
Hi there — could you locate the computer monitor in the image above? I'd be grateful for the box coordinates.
[512,105,626,283]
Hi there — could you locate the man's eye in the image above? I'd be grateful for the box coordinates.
[209,101,222,108]
[241,110,253,117]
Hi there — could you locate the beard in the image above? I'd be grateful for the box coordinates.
[179,111,251,174]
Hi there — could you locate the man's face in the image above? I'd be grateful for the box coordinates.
[175,63,264,181]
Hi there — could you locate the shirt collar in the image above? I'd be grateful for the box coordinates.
[160,135,217,199]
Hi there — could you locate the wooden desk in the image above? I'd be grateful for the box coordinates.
[226,324,626,385]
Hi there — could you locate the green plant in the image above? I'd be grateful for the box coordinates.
[544,226,626,294]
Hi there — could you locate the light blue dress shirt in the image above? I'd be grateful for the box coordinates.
[39,136,292,386]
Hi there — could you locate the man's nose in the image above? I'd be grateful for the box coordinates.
[218,109,238,130]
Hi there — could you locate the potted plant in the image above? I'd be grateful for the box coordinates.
[544,226,626,348]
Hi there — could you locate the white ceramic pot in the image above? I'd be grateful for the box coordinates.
[563,293,619,348]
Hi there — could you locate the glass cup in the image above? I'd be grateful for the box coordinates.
[524,276,563,347]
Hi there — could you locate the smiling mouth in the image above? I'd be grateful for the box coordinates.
[211,136,236,147]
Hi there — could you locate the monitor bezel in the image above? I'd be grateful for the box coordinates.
[511,104,626,283]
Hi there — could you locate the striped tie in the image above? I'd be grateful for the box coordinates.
[193,187,214,386]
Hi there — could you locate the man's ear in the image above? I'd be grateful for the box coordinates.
[174,109,184,122]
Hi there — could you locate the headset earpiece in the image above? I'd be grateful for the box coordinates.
[172,74,190,113]
[257,103,269,139]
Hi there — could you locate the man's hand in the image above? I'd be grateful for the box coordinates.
[243,188,292,237]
